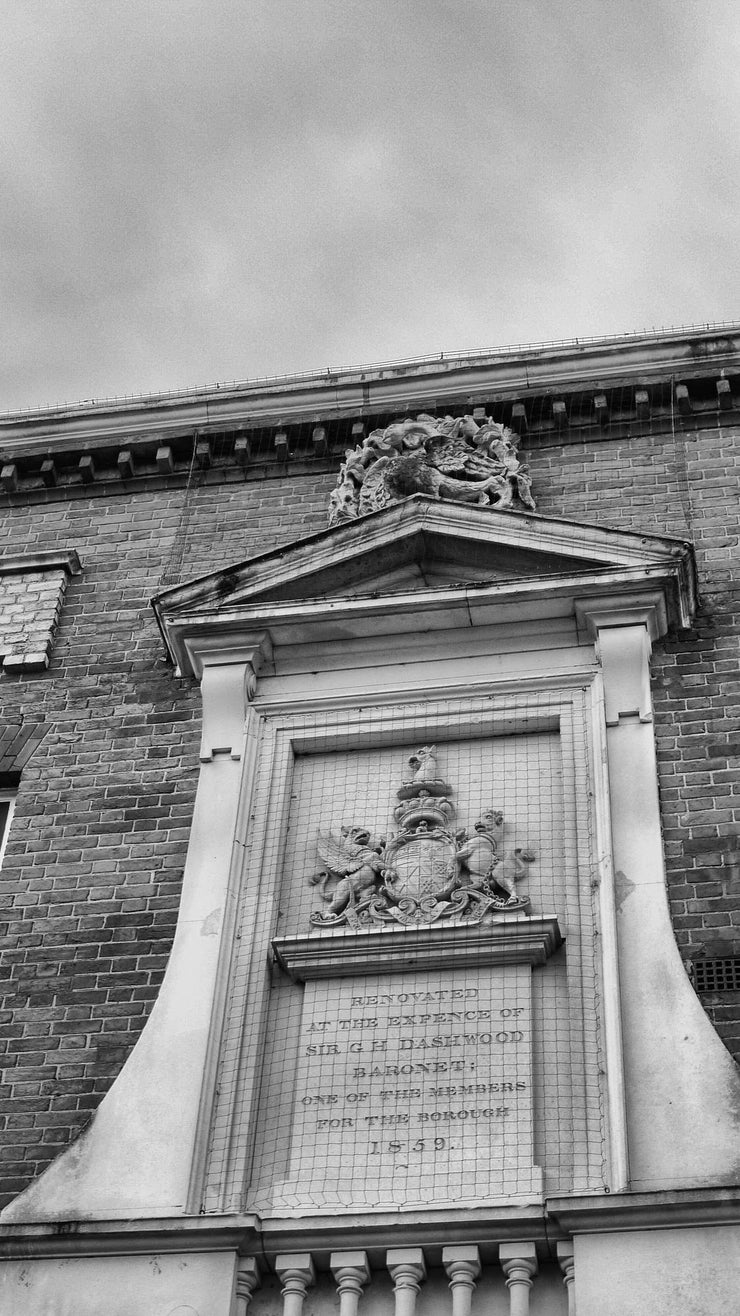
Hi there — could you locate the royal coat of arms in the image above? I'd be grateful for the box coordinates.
[328,414,535,526]
[309,746,535,929]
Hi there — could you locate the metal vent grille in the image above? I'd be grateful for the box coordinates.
[692,958,740,993]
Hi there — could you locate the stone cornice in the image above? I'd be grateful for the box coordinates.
[273,916,563,981]
[0,1213,260,1259]
[155,499,694,616]
[2,1186,738,1262]
[546,1186,740,1233]
[1,325,738,437]
[0,327,738,497]
[0,1205,557,1264]
[156,564,696,676]
[152,498,698,675]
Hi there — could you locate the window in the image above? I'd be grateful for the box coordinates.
[0,790,15,868]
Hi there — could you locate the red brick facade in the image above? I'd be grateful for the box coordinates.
[0,335,738,1209]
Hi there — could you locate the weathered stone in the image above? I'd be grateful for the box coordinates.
[328,413,534,525]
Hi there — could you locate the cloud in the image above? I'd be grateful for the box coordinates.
[0,0,738,409]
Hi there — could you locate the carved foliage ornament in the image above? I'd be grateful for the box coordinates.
[309,746,535,929]
[328,414,535,525]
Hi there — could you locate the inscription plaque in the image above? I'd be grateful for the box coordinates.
[268,962,543,1211]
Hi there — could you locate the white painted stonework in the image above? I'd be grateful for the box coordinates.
[1,497,738,1315]
[0,1251,238,1316]
[574,1226,740,1316]
[258,962,543,1213]
[2,660,255,1223]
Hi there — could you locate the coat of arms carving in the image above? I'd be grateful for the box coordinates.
[309,746,534,929]
[328,414,535,526]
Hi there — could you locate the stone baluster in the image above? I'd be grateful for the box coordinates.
[442,1245,481,1316]
[331,1251,370,1316]
[556,1242,575,1316]
[235,1258,261,1316]
[275,1254,316,1316]
[499,1243,537,1316]
[387,1248,426,1316]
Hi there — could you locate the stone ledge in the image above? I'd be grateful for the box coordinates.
[0,1204,554,1263]
[3,1190,738,1263]
[0,550,81,577]
[0,1214,261,1260]
[272,915,563,982]
[2,647,51,673]
[546,1185,740,1233]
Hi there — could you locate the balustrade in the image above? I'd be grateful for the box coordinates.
[262,1239,574,1316]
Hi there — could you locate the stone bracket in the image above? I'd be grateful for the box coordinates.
[575,599,659,725]
[199,662,252,762]
[595,625,653,725]
[192,633,272,761]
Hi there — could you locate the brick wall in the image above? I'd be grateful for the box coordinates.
[530,420,740,1058]
[0,418,737,1208]
[0,472,334,1207]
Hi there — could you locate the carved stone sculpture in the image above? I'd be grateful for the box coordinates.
[310,828,386,915]
[309,746,534,929]
[328,414,535,526]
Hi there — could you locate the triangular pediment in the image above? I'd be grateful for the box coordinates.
[155,495,690,614]
[152,497,696,676]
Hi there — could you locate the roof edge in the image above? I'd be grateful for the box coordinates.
[2,323,739,431]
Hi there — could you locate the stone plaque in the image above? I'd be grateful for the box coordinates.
[268,962,543,1211]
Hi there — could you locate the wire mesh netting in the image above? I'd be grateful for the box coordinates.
[203,688,608,1214]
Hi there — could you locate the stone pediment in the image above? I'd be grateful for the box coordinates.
[152,496,696,676]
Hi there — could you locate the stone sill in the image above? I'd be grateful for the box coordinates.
[0,550,81,577]
[1,649,51,673]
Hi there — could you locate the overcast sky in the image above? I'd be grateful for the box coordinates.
[1,0,738,412]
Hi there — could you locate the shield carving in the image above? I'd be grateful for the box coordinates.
[385,829,457,901]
